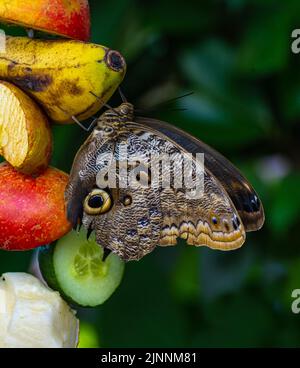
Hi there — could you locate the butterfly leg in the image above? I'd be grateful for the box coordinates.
[71,115,98,132]
[102,247,111,261]
[86,224,93,240]
[118,87,127,103]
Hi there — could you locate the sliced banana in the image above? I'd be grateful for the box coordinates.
[0,273,79,348]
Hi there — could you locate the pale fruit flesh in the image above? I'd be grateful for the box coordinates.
[0,81,52,175]
[0,273,79,348]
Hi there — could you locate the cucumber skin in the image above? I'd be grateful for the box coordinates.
[38,244,80,307]
[38,244,57,290]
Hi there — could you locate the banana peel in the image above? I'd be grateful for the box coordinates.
[0,36,126,124]
[0,81,52,175]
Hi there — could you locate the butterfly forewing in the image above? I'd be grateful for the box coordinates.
[136,117,265,232]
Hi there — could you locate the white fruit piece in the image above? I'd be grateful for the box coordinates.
[0,273,79,348]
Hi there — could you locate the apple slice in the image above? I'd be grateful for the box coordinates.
[0,0,90,41]
[0,162,72,251]
[0,81,52,175]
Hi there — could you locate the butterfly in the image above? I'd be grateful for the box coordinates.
[65,102,264,261]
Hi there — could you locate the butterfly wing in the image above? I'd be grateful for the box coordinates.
[66,126,164,261]
[65,130,116,229]
[66,119,246,261]
[125,121,246,251]
[136,117,264,232]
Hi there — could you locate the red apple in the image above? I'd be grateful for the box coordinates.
[0,163,71,250]
[0,0,90,41]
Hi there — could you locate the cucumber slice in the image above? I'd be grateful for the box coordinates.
[38,229,125,307]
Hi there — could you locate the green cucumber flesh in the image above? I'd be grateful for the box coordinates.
[38,229,125,307]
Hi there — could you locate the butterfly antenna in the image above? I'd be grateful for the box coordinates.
[155,92,194,108]
[138,92,194,115]
[118,87,127,103]
[135,108,147,114]
[166,107,188,112]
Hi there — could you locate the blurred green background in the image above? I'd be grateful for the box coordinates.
[1,0,300,347]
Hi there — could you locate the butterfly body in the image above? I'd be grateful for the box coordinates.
[65,103,264,261]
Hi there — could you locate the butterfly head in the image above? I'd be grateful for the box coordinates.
[99,102,134,125]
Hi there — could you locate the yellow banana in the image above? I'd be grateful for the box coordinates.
[0,36,126,124]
